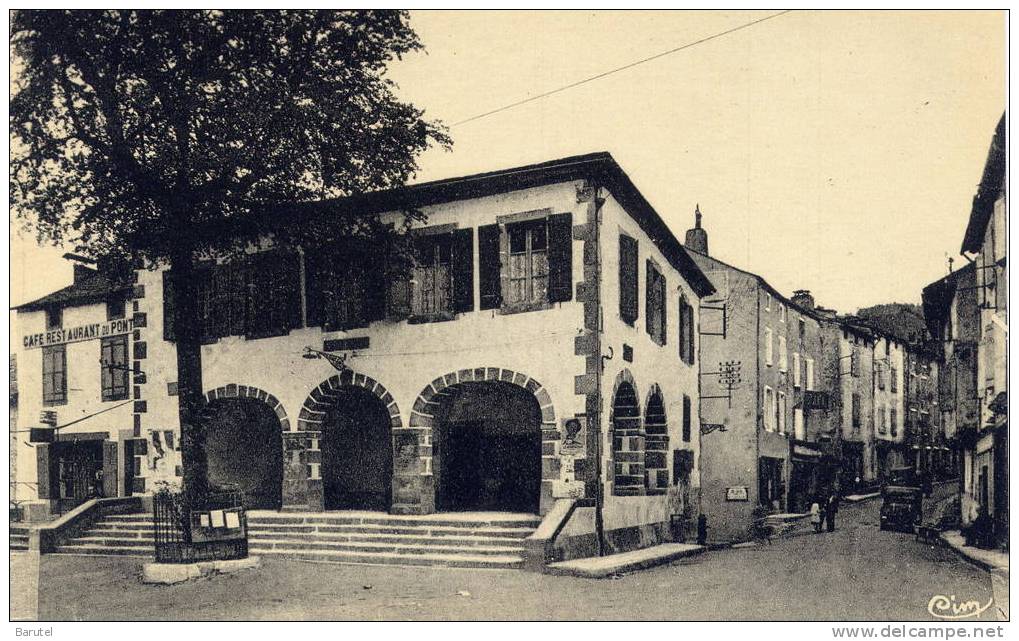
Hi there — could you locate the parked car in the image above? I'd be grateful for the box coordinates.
[880,467,922,532]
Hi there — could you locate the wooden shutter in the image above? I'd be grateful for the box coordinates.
[478,224,502,310]
[645,261,653,337]
[547,212,573,303]
[682,395,691,442]
[659,273,667,345]
[619,235,638,325]
[451,228,474,313]
[162,270,176,341]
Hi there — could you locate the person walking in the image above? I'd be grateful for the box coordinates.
[825,492,840,532]
[810,498,823,534]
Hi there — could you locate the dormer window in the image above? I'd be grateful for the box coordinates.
[45,306,62,330]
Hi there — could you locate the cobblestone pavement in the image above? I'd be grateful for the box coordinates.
[20,497,998,621]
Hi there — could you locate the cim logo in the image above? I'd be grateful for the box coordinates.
[927,594,993,620]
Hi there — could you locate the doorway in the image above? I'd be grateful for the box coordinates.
[204,398,284,509]
[434,382,542,513]
[320,386,393,511]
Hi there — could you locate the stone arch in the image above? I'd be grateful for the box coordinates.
[293,370,403,512]
[199,384,289,509]
[610,369,644,496]
[643,384,669,495]
[405,367,558,515]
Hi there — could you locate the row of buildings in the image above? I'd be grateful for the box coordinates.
[11,151,949,554]
[923,114,1007,550]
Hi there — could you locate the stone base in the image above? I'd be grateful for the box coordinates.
[141,556,261,585]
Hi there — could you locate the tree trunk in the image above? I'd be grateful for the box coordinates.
[170,249,210,508]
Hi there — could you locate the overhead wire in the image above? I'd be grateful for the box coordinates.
[451,10,794,127]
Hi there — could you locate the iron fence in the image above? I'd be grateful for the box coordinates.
[153,489,248,564]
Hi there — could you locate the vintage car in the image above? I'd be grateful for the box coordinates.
[880,467,922,532]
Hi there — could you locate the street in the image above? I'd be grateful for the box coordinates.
[20,497,1000,621]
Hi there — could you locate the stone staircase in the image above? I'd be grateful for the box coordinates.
[10,525,30,551]
[52,511,541,569]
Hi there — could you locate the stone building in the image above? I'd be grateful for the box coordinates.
[12,152,714,561]
[685,217,837,541]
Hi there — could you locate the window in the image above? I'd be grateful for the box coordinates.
[645,260,666,345]
[679,295,695,365]
[619,234,638,325]
[45,306,62,330]
[851,346,861,377]
[412,233,453,316]
[101,335,129,401]
[764,292,771,311]
[764,327,774,366]
[890,408,898,437]
[890,366,898,393]
[682,395,692,442]
[42,345,66,405]
[777,391,787,434]
[507,220,549,306]
[851,392,861,428]
[877,405,886,434]
[106,295,126,320]
[763,386,775,432]
[778,336,788,372]
[794,408,805,440]
[877,365,886,390]
[798,317,806,340]
[779,303,786,322]
[805,357,815,391]
[793,352,802,387]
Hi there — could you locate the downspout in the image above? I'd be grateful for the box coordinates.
[591,183,607,557]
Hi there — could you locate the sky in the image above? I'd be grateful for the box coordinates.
[9,9,1007,316]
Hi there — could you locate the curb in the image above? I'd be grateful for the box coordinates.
[546,545,706,579]
[936,534,1008,576]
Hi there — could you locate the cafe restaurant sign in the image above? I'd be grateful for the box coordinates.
[22,318,134,349]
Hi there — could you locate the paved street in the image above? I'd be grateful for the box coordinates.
[20,497,998,621]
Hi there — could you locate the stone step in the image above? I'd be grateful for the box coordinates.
[10,534,29,550]
[101,514,154,523]
[256,548,524,570]
[248,537,524,557]
[248,512,541,530]
[247,522,534,539]
[54,543,151,558]
[92,522,155,532]
[87,528,155,539]
[248,530,528,549]
[71,536,153,548]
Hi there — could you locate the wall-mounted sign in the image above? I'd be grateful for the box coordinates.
[22,318,134,350]
[560,416,586,457]
[39,410,57,426]
[725,486,749,502]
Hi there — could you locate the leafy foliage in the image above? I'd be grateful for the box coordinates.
[853,303,928,344]
[11,9,450,264]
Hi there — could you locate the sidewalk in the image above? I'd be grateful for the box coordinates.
[546,543,705,578]
[938,531,1009,621]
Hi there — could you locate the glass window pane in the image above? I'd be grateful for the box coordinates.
[509,226,527,253]
[530,224,547,251]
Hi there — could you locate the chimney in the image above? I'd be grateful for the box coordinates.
[792,289,815,310]
[814,306,838,319]
[684,204,709,255]
[64,252,98,284]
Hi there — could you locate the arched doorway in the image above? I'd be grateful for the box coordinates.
[320,385,394,511]
[433,381,543,513]
[203,397,284,509]
[611,371,644,496]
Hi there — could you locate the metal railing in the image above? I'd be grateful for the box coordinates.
[153,489,248,564]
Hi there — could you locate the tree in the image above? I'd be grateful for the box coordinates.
[11,9,450,506]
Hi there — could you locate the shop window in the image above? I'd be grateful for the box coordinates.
[619,234,638,325]
[42,344,67,406]
[101,335,129,401]
[679,295,695,365]
[645,260,666,345]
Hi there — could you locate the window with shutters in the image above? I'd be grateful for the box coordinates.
[763,386,775,432]
[764,327,774,366]
[412,233,453,317]
[890,407,898,437]
[764,292,771,311]
[851,346,861,377]
[852,392,861,428]
[679,295,695,365]
[877,405,886,434]
[890,366,898,393]
[794,408,805,440]
[798,317,806,340]
[306,241,382,332]
[682,395,692,442]
[877,365,886,390]
[793,352,802,387]
[778,336,788,372]
[805,357,815,391]
[645,260,666,345]
[619,234,638,325]
[777,391,787,434]
[42,345,66,406]
[101,335,129,401]
[506,220,548,307]
[779,303,786,323]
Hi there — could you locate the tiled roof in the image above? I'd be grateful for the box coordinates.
[11,268,131,312]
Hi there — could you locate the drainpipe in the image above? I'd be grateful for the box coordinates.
[591,182,607,557]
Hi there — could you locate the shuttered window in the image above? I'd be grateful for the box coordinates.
[852,392,861,428]
[100,335,129,401]
[497,213,571,312]
[763,386,775,432]
[890,366,898,393]
[619,234,638,325]
[306,241,383,332]
[794,408,805,440]
[793,352,802,387]
[507,220,549,306]
[890,408,898,437]
[682,395,692,442]
[805,357,815,391]
[764,327,774,366]
[408,229,474,318]
[778,336,788,372]
[546,213,573,303]
[777,391,787,434]
[42,345,66,405]
[679,295,695,365]
[645,260,666,345]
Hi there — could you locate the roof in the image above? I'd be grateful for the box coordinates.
[920,262,976,334]
[251,152,715,298]
[12,267,131,312]
[961,113,1006,254]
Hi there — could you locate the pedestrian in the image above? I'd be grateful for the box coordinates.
[825,493,840,532]
[810,499,823,534]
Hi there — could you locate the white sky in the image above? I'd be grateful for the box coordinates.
[9,9,1007,315]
